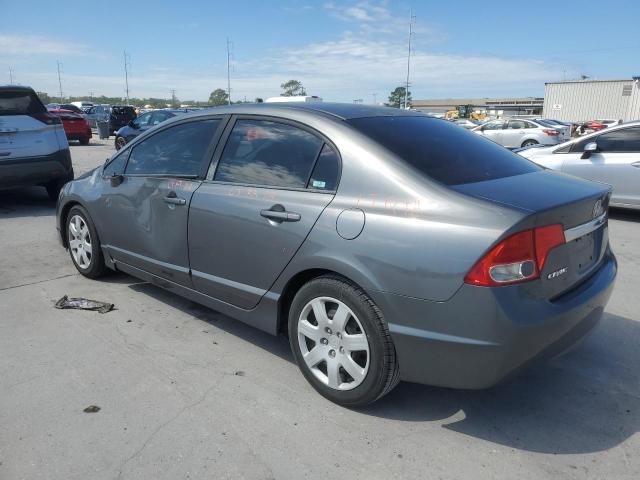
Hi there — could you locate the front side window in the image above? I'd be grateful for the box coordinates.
[133,112,152,128]
[125,119,220,176]
[214,119,324,188]
[507,120,526,129]
[483,121,504,130]
[104,151,128,176]
[596,127,640,152]
[151,111,171,125]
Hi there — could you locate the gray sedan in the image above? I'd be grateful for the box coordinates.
[518,121,640,209]
[56,103,616,406]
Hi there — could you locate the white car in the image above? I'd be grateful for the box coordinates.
[518,121,640,209]
[0,86,73,199]
[472,118,570,148]
[453,118,481,129]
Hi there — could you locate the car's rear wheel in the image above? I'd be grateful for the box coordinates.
[522,139,539,147]
[288,275,399,406]
[79,136,90,146]
[66,206,106,278]
[115,136,127,150]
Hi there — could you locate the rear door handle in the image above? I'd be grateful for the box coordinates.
[260,206,301,222]
[164,191,186,205]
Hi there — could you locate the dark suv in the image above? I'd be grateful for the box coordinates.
[109,106,137,135]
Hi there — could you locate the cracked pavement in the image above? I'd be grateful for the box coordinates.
[1,139,639,479]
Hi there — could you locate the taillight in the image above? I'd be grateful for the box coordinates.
[464,225,565,287]
[542,129,559,136]
[31,112,62,125]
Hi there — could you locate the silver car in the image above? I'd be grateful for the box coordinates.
[518,121,640,209]
[473,118,570,148]
[56,103,616,406]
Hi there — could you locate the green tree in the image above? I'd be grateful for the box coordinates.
[387,86,411,108]
[280,79,306,97]
[208,88,229,106]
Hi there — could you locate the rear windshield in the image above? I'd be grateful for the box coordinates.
[347,116,540,185]
[0,90,46,116]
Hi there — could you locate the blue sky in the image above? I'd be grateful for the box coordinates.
[2,0,639,102]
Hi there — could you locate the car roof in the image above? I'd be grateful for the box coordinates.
[0,85,37,92]
[187,102,425,121]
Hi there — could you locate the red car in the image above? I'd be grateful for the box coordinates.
[48,108,92,145]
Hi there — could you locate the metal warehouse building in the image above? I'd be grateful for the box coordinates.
[543,79,640,122]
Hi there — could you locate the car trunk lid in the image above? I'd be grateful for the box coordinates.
[452,170,611,298]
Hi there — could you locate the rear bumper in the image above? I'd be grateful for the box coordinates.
[374,250,617,389]
[0,149,74,189]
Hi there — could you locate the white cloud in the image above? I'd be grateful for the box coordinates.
[0,34,88,56]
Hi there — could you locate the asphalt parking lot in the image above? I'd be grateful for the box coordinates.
[1,139,639,480]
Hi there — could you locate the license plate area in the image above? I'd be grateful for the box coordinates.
[571,231,597,274]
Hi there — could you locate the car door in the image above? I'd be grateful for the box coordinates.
[477,120,505,145]
[188,116,340,309]
[97,117,225,286]
[562,126,640,206]
[502,119,527,148]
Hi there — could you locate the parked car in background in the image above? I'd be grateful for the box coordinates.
[71,101,94,111]
[453,118,481,129]
[518,121,640,209]
[543,119,573,128]
[0,86,73,200]
[109,106,137,135]
[113,109,188,149]
[472,118,570,148]
[47,103,86,115]
[84,104,110,128]
[57,103,615,406]
[48,108,92,145]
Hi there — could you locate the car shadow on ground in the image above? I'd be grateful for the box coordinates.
[609,207,640,222]
[109,275,639,455]
[0,186,56,219]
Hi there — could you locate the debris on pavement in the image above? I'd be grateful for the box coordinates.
[234,371,245,377]
[54,295,114,314]
[83,405,101,413]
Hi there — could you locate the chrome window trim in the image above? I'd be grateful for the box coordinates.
[564,213,607,243]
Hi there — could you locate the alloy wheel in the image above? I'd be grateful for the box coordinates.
[297,296,370,391]
[68,215,92,269]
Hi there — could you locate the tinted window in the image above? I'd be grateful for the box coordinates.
[508,120,526,129]
[348,116,540,186]
[126,119,220,176]
[104,151,128,176]
[308,144,340,191]
[214,119,323,188]
[133,112,153,128]
[483,121,504,130]
[596,127,640,152]
[151,111,171,125]
[0,90,46,115]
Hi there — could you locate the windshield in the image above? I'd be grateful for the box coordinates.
[348,116,540,186]
[0,90,46,116]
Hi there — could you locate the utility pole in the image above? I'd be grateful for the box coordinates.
[170,89,177,107]
[226,37,232,105]
[89,91,94,102]
[56,61,64,103]
[404,9,416,109]
[123,51,130,104]
[9,67,13,84]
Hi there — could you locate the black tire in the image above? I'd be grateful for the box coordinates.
[288,275,399,406]
[65,205,107,278]
[115,136,126,150]
[522,139,539,147]
[45,180,64,201]
[79,136,90,146]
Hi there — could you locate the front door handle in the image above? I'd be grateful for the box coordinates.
[164,191,186,206]
[260,205,301,222]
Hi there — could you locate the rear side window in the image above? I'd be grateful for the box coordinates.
[0,90,46,115]
[214,119,323,188]
[126,119,220,176]
[308,144,339,191]
[596,127,640,152]
[348,116,540,186]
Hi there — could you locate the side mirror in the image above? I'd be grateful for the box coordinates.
[129,120,137,128]
[110,173,124,187]
[581,142,598,159]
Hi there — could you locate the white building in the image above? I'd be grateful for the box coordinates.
[543,78,640,122]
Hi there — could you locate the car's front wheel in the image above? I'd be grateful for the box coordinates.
[66,205,106,278]
[115,136,127,150]
[288,275,399,406]
[522,139,539,147]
